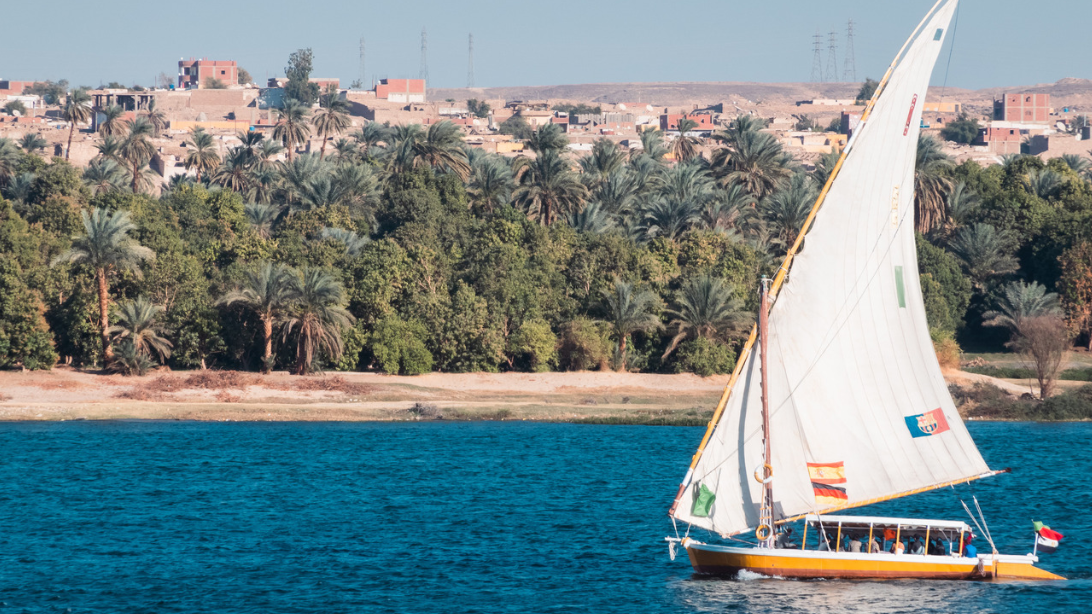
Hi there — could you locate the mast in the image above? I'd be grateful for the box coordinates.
[758,275,774,548]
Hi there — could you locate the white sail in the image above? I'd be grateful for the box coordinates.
[673,0,990,537]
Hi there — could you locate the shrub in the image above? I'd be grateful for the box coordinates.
[557,318,610,371]
[674,337,736,377]
[1038,385,1092,420]
[107,341,156,376]
[949,382,1035,419]
[370,315,434,375]
[931,328,961,369]
[507,319,558,372]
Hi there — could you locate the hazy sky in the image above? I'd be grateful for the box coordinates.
[1,0,1086,91]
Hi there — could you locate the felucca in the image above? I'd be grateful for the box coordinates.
[665,0,1063,581]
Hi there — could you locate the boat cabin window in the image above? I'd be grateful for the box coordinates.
[797,518,970,556]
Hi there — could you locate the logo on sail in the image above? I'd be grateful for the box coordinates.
[807,461,848,506]
[903,94,918,136]
[904,408,951,438]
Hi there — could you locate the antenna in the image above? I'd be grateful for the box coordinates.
[467,33,475,88]
[843,19,857,82]
[810,31,824,83]
[419,27,429,82]
[826,29,839,82]
[358,37,366,89]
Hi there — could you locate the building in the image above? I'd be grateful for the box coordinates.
[975,123,1025,154]
[178,59,238,89]
[841,112,863,138]
[266,77,341,91]
[0,80,34,97]
[660,113,716,132]
[995,93,1050,123]
[375,79,426,103]
[923,101,962,114]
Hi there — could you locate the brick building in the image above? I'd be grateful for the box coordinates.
[178,59,238,89]
[995,93,1050,123]
[660,113,715,132]
[375,79,426,103]
[0,80,34,97]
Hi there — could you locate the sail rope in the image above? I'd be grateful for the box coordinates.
[939,0,961,97]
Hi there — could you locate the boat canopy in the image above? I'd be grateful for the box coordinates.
[671,0,996,538]
[804,515,971,533]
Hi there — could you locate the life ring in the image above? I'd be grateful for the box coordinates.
[753,464,774,484]
[756,524,773,541]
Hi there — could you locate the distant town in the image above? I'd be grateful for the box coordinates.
[2,55,1089,185]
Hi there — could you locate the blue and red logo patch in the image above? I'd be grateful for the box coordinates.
[904,408,950,438]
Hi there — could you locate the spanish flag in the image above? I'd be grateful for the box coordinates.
[808,461,848,506]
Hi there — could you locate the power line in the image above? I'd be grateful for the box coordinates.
[419,27,429,82]
[811,31,824,83]
[843,19,857,82]
[826,29,839,83]
[467,33,474,88]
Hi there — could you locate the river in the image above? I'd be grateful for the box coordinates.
[0,421,1087,613]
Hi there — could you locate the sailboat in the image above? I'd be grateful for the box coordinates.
[665,0,1063,581]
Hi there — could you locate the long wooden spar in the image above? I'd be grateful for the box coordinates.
[668,0,949,518]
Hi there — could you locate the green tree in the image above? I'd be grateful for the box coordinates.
[204,77,227,89]
[671,118,701,162]
[525,123,568,154]
[369,314,434,375]
[284,48,320,106]
[467,99,490,118]
[120,117,156,193]
[948,223,1018,291]
[3,100,26,116]
[983,281,1062,333]
[507,318,558,372]
[513,150,587,225]
[62,89,92,161]
[312,99,352,160]
[856,78,879,102]
[940,113,981,144]
[914,135,954,233]
[916,234,972,334]
[674,336,736,376]
[97,105,126,137]
[238,68,253,85]
[600,277,662,370]
[0,259,57,370]
[281,267,355,374]
[1058,241,1092,350]
[51,208,154,361]
[18,133,47,155]
[274,99,312,162]
[709,129,794,200]
[106,296,173,363]
[144,98,167,137]
[498,115,533,140]
[662,275,750,359]
[183,127,220,182]
[217,261,296,372]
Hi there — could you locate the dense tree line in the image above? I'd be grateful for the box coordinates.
[1,94,1091,378]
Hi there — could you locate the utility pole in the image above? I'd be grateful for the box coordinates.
[358,38,366,89]
[826,29,839,83]
[811,31,824,83]
[843,19,858,82]
[467,33,475,88]
[420,27,429,83]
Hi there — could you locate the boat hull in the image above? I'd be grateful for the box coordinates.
[686,543,1063,581]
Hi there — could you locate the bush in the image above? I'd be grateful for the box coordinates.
[369,315,434,375]
[1038,385,1092,420]
[931,329,961,369]
[507,319,558,372]
[940,113,981,144]
[557,318,610,371]
[107,341,156,376]
[949,382,1035,419]
[674,337,736,377]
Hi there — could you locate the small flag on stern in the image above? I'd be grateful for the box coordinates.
[904,408,951,438]
[1033,521,1064,554]
[808,462,848,506]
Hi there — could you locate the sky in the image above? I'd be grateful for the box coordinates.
[1,0,1087,91]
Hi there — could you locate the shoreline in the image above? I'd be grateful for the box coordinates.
[0,368,1086,425]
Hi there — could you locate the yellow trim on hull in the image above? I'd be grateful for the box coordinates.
[685,546,1064,581]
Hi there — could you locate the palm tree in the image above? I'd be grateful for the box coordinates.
[641,197,699,242]
[0,138,23,186]
[512,149,588,225]
[710,129,794,200]
[281,268,355,375]
[945,180,980,228]
[106,296,173,363]
[600,277,662,371]
[246,167,280,205]
[637,129,668,162]
[18,133,47,155]
[983,281,1062,333]
[1060,154,1091,175]
[760,173,817,250]
[62,89,92,160]
[948,223,1018,290]
[331,137,357,163]
[95,135,124,165]
[412,121,471,179]
[120,117,156,193]
[254,139,285,171]
[244,203,283,238]
[216,261,296,372]
[662,275,750,359]
[811,149,841,188]
[97,104,126,137]
[83,158,128,195]
[212,146,251,192]
[311,99,352,160]
[567,202,615,234]
[144,98,167,137]
[273,99,311,162]
[51,209,155,361]
[580,138,628,184]
[321,227,370,256]
[467,155,514,214]
[914,135,954,233]
[4,172,35,203]
[526,123,569,154]
[184,127,219,182]
[701,183,751,232]
[671,118,701,162]
[1025,168,1063,200]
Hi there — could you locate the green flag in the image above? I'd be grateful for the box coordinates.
[1033,520,1046,532]
[691,483,716,517]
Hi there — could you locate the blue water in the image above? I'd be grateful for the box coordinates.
[0,421,1087,613]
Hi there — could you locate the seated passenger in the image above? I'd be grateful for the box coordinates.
[928,539,945,556]
[892,540,906,555]
[963,534,977,558]
[774,527,795,549]
[910,537,925,555]
[868,538,881,553]
[848,537,862,553]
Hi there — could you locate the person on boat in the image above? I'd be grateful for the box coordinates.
[928,539,945,556]
[909,536,925,555]
[963,534,977,558]
[774,527,795,549]
[848,536,863,553]
[868,537,881,553]
[892,539,906,555]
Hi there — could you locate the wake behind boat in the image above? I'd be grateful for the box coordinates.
[665,0,1063,582]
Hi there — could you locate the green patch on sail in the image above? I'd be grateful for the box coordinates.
[894,266,906,308]
[691,483,716,517]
